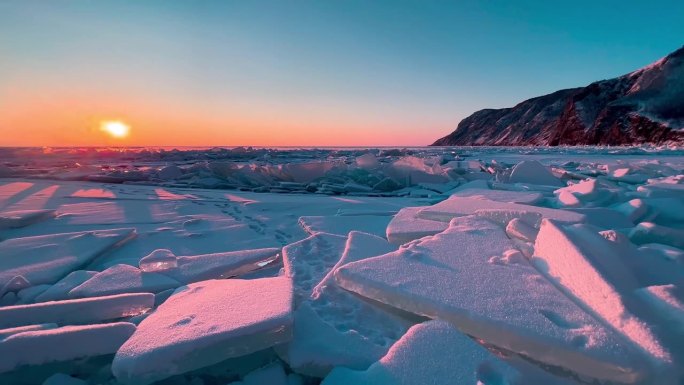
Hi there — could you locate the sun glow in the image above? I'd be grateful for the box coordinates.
[100,120,131,139]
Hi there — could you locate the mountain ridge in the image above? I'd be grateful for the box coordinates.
[432,46,684,146]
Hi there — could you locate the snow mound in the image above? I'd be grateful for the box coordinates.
[335,216,646,383]
[321,320,519,385]
[112,278,293,385]
[509,160,564,186]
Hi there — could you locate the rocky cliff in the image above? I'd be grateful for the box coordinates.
[432,46,684,146]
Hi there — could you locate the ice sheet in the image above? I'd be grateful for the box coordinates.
[335,216,646,383]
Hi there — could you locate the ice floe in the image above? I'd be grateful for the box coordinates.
[112,277,293,385]
[533,219,672,369]
[0,293,153,328]
[282,231,412,376]
[0,322,136,373]
[335,216,647,383]
[0,229,135,288]
[386,207,448,245]
[417,196,586,226]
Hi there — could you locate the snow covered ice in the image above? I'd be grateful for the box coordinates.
[111,278,293,385]
[335,216,650,383]
[0,145,683,384]
[322,319,520,385]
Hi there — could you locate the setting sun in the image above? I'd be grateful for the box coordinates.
[100,120,131,139]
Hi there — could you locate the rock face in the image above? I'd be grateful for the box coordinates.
[432,46,684,146]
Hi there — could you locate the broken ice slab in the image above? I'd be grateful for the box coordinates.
[298,215,390,238]
[0,275,31,298]
[42,373,87,385]
[533,219,672,369]
[505,217,538,243]
[241,362,289,385]
[283,232,411,376]
[0,322,136,373]
[161,247,281,284]
[598,230,684,288]
[0,293,154,328]
[635,285,684,334]
[0,228,136,288]
[639,198,684,226]
[321,320,519,385]
[637,183,684,199]
[138,249,178,272]
[612,199,649,223]
[335,216,648,384]
[386,207,449,245]
[16,284,51,304]
[554,178,615,206]
[0,324,57,340]
[33,271,97,303]
[112,278,293,385]
[69,264,180,297]
[416,196,585,226]
[282,232,348,305]
[566,207,634,229]
[629,222,684,249]
[0,209,56,229]
[508,160,564,187]
[449,187,544,204]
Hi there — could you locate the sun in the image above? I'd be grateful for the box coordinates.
[100,120,131,139]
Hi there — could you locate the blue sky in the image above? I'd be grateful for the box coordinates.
[1,0,682,146]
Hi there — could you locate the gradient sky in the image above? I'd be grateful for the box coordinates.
[1,1,683,147]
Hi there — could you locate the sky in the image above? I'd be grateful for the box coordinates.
[0,1,683,147]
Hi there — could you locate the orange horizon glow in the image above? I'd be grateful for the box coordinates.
[0,90,441,147]
[0,76,449,147]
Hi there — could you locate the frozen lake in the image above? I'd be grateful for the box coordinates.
[0,146,683,384]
